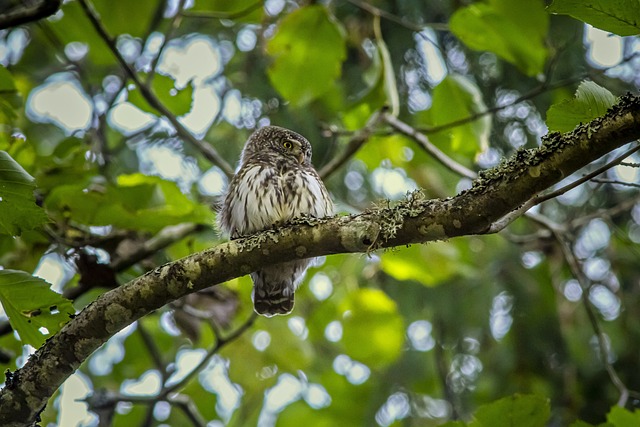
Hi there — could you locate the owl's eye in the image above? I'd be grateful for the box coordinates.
[283,141,293,150]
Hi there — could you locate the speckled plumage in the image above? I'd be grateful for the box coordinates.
[218,126,333,317]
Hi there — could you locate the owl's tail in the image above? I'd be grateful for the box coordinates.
[253,288,294,317]
[251,262,308,317]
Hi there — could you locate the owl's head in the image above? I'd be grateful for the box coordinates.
[242,126,312,166]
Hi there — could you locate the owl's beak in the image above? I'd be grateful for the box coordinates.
[297,152,305,164]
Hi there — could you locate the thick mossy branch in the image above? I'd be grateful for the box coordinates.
[1,94,639,426]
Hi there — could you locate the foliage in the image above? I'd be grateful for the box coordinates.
[546,81,617,132]
[0,0,639,426]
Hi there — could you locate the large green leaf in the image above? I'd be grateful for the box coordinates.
[450,0,549,76]
[127,73,194,116]
[419,75,490,156]
[381,243,472,286]
[191,0,264,22]
[607,406,640,427]
[0,151,48,236]
[546,80,616,132]
[339,288,404,368]
[266,5,347,106]
[548,0,640,36]
[45,173,214,233]
[470,394,550,427]
[0,270,75,347]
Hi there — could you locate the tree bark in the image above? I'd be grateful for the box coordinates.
[1,94,639,426]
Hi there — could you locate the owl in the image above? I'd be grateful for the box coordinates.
[218,126,333,317]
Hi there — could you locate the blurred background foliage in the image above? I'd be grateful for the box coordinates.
[0,0,639,426]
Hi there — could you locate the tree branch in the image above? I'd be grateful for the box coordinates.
[1,94,639,426]
[0,0,61,30]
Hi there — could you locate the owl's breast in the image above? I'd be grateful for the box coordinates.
[220,163,331,237]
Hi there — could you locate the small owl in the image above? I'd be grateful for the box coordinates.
[218,126,333,317]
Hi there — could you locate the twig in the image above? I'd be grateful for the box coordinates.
[415,77,583,135]
[570,193,640,229]
[137,323,167,381]
[110,223,203,271]
[147,0,187,83]
[77,0,234,177]
[162,313,257,396]
[318,109,386,179]
[345,0,448,32]
[171,394,207,427]
[433,318,459,420]
[590,178,640,189]
[550,223,631,407]
[383,113,477,179]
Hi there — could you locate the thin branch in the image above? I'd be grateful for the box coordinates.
[318,109,386,179]
[162,313,257,396]
[147,0,187,83]
[84,316,254,425]
[590,178,640,189]
[534,143,640,204]
[170,394,206,427]
[550,224,632,407]
[137,323,168,381]
[345,0,448,32]
[414,77,583,135]
[570,193,640,229]
[110,223,203,271]
[61,223,203,301]
[77,0,234,177]
[383,113,477,179]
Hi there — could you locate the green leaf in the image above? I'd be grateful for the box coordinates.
[569,421,597,427]
[45,173,214,233]
[450,0,549,76]
[0,65,21,122]
[340,288,404,368]
[92,0,162,38]
[0,65,16,93]
[0,151,48,236]
[548,0,640,36]
[0,270,75,347]
[546,80,616,132]
[128,74,194,116]
[607,406,640,427]
[191,0,264,22]
[381,244,465,286]
[471,394,550,427]
[420,75,490,156]
[266,5,347,106]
